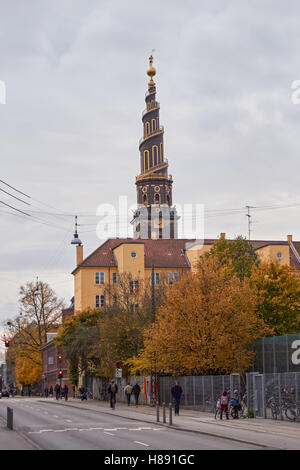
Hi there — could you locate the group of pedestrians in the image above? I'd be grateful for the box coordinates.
[44,384,69,400]
[216,389,242,420]
[106,379,184,414]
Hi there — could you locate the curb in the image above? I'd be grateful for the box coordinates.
[37,399,273,449]
[0,411,41,450]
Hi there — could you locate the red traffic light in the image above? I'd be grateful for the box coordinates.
[4,340,10,348]
[58,370,63,378]
[58,355,62,360]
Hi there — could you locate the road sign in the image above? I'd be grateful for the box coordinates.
[115,368,122,378]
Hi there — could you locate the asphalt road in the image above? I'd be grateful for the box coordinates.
[0,398,261,450]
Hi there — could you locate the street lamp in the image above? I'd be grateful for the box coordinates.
[71,216,82,245]
[34,276,41,296]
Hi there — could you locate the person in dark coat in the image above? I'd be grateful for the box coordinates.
[107,381,118,409]
[44,387,49,398]
[49,385,53,397]
[171,381,183,416]
[63,384,69,401]
[132,383,141,407]
[54,383,61,400]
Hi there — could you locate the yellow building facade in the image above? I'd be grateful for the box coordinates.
[72,234,300,314]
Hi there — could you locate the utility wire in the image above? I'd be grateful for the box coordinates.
[0,179,30,198]
[0,187,31,205]
[0,200,31,217]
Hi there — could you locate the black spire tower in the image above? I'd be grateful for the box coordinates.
[132,54,178,239]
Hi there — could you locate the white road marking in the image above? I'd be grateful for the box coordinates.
[134,441,150,447]
[104,432,115,436]
[66,419,72,422]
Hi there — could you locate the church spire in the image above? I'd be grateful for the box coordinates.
[131,54,178,240]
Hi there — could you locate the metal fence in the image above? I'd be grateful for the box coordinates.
[247,371,300,421]
[252,334,300,374]
[159,374,242,412]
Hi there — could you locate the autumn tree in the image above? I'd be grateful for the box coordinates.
[205,235,259,279]
[133,257,270,376]
[3,280,64,388]
[94,272,169,377]
[4,280,64,354]
[54,309,101,385]
[250,262,300,335]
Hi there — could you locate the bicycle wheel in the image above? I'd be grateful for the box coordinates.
[270,403,278,420]
[285,406,298,421]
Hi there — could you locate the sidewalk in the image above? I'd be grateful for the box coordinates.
[0,418,38,450]
[37,397,300,449]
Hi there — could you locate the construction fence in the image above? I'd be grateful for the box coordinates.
[88,371,300,422]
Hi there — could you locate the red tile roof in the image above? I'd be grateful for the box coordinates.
[72,238,300,272]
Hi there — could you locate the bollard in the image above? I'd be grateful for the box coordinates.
[7,407,13,430]
[156,401,159,422]
[163,402,166,423]
[169,402,172,425]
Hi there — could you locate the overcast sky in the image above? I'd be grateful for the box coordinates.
[1,0,300,348]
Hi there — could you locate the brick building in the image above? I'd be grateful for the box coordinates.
[41,305,74,393]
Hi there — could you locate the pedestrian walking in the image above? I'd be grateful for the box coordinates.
[171,381,183,416]
[63,384,69,401]
[219,391,230,420]
[107,380,118,409]
[44,387,49,398]
[54,383,61,400]
[49,385,53,398]
[132,383,141,407]
[124,383,133,406]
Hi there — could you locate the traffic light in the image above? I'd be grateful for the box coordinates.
[57,354,62,360]
[58,370,63,379]
[4,340,10,348]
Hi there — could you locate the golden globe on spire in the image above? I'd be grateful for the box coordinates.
[147,52,156,86]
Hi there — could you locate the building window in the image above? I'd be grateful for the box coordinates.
[151,118,156,132]
[95,294,105,308]
[144,150,149,171]
[48,356,54,365]
[130,303,139,313]
[95,272,105,284]
[112,272,118,284]
[151,272,160,285]
[168,272,179,285]
[145,122,150,137]
[152,145,159,166]
[130,280,139,293]
[155,193,160,204]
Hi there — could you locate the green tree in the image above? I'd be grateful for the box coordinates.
[205,235,259,280]
[250,262,300,335]
[54,309,101,384]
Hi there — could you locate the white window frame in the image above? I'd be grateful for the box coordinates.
[95,271,105,285]
[95,294,105,308]
[130,280,139,293]
[168,272,179,285]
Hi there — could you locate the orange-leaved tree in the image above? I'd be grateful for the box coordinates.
[133,257,270,376]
